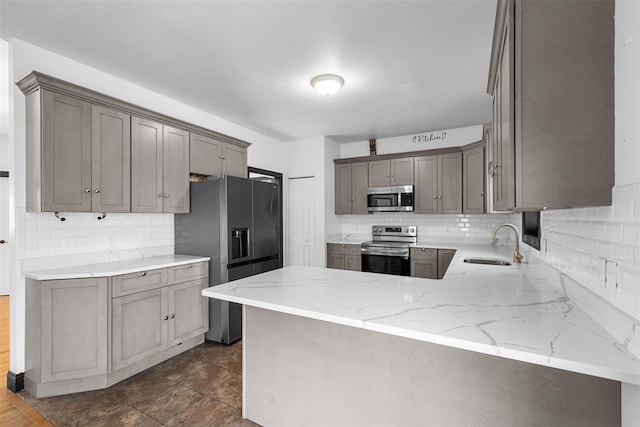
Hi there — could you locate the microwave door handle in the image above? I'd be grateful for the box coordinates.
[398,192,401,208]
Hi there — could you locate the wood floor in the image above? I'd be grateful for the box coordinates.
[0,295,53,426]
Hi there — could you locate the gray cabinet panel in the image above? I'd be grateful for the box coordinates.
[438,152,462,214]
[39,278,108,382]
[168,278,208,346]
[437,249,456,280]
[41,90,92,212]
[352,162,369,214]
[112,288,167,371]
[327,243,361,271]
[368,160,390,187]
[463,146,486,214]
[91,105,131,213]
[222,143,248,178]
[163,126,190,213]
[131,117,163,213]
[390,158,414,185]
[414,156,438,214]
[190,132,221,177]
[327,253,345,270]
[335,164,353,214]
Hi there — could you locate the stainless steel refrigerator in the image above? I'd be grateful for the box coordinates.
[174,175,281,344]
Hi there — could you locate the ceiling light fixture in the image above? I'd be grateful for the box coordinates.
[311,74,344,96]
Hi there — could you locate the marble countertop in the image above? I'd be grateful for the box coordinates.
[203,243,640,385]
[24,254,211,280]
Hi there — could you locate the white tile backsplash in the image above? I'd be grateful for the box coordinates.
[21,212,174,266]
[339,212,521,241]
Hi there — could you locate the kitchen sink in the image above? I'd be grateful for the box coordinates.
[463,258,511,266]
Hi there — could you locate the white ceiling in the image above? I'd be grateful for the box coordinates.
[0,0,497,143]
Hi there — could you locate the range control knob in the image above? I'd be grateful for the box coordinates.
[403,227,408,233]
[409,227,415,233]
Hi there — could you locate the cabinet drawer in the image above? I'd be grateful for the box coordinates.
[169,262,209,284]
[411,247,437,260]
[112,268,168,297]
[327,243,361,256]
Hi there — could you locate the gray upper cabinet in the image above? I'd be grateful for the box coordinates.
[415,153,462,214]
[488,0,614,210]
[131,117,163,213]
[190,132,247,178]
[162,126,190,213]
[131,119,189,213]
[91,105,131,213]
[369,158,414,187]
[39,90,92,212]
[335,162,368,214]
[463,144,485,214]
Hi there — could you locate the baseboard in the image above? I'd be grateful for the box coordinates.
[7,371,25,393]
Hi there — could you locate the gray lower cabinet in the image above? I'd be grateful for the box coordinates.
[463,144,486,214]
[369,157,414,187]
[25,261,208,398]
[411,248,457,279]
[327,243,361,271]
[131,118,189,213]
[190,132,247,178]
[335,162,368,214]
[414,153,462,214]
[26,278,108,385]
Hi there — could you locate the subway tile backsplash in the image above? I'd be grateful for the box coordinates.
[339,213,521,241]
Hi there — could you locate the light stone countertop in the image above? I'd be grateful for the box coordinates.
[24,254,211,280]
[203,243,640,385]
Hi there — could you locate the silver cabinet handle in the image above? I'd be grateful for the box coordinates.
[0,240,7,244]
[188,264,193,268]
[84,188,91,193]
[141,271,147,276]
[164,194,170,198]
[94,189,100,193]
[170,314,175,319]
[433,196,438,199]
[163,315,169,320]
[158,194,164,198]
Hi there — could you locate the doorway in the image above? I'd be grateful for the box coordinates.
[287,177,315,266]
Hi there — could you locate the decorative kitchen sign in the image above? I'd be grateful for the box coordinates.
[412,131,447,144]
[369,139,377,155]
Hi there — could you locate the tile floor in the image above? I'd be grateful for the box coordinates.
[18,340,260,426]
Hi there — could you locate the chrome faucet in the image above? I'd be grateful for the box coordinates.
[490,223,524,264]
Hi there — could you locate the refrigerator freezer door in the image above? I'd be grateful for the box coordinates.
[252,180,280,260]
[226,176,253,265]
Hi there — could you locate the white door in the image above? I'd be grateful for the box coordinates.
[0,40,10,295]
[287,177,315,266]
[0,177,8,295]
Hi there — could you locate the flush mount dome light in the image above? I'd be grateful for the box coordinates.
[311,74,344,96]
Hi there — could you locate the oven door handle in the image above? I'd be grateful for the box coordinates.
[361,248,409,258]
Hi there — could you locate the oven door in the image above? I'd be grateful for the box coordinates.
[361,253,410,276]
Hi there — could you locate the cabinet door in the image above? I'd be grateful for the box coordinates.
[163,125,190,213]
[131,117,163,213]
[41,90,92,212]
[91,105,131,213]
[168,278,208,346]
[41,278,107,382]
[222,143,248,178]
[390,158,414,185]
[414,156,438,214]
[351,162,369,214]
[437,249,456,280]
[368,160,390,187]
[463,147,486,214]
[345,255,362,272]
[411,259,438,279]
[494,15,515,211]
[438,153,462,214]
[190,132,221,177]
[335,164,353,214]
[112,288,167,371]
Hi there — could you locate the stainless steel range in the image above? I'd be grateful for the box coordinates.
[361,225,416,276]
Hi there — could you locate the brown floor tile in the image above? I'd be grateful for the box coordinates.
[220,410,261,427]
[165,396,237,427]
[212,346,242,374]
[106,371,178,406]
[176,363,236,393]
[134,382,204,425]
[148,351,210,383]
[202,371,242,409]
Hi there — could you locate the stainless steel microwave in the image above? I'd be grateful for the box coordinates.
[367,185,414,212]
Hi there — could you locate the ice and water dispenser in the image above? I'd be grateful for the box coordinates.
[231,228,249,260]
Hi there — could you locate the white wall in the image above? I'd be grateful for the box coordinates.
[5,38,288,374]
[530,0,640,323]
[340,125,483,158]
